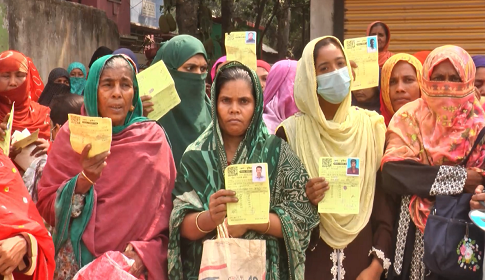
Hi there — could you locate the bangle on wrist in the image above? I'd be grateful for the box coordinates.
[196,211,212,233]
[262,219,271,235]
[81,171,95,185]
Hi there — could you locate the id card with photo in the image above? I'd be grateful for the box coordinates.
[318,157,361,214]
[225,163,270,225]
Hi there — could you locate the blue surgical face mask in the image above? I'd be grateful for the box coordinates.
[316,66,351,104]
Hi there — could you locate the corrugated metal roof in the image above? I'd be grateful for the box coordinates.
[344,0,485,55]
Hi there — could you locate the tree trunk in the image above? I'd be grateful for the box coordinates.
[253,0,268,32]
[176,0,199,36]
[276,0,291,59]
[221,0,234,55]
[256,1,278,58]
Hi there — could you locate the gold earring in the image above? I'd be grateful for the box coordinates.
[129,105,134,112]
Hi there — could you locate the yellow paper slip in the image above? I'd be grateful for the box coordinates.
[318,157,361,214]
[136,60,181,121]
[225,31,257,71]
[13,129,39,149]
[344,36,379,91]
[68,114,112,157]
[225,163,270,225]
[0,103,14,156]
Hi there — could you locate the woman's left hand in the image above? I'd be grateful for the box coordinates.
[123,245,146,278]
[0,236,28,276]
[30,138,50,157]
[356,259,383,280]
[225,219,249,238]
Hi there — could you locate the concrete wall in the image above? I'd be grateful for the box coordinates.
[310,0,334,40]
[0,0,120,81]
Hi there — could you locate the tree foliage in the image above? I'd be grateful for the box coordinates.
[176,0,311,59]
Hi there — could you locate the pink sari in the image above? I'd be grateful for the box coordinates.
[37,121,176,279]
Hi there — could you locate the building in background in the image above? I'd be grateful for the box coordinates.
[344,0,485,55]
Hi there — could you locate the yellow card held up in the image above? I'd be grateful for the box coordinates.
[136,60,181,121]
[68,114,112,157]
[225,163,270,225]
[225,31,257,71]
[0,103,14,156]
[344,36,379,91]
[318,157,361,214]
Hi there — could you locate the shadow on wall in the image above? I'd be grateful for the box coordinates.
[0,0,119,81]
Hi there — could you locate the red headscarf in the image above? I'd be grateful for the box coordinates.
[367,21,393,67]
[257,60,271,72]
[0,51,51,139]
[412,51,431,65]
[0,153,55,279]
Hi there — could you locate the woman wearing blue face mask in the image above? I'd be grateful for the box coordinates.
[276,36,393,280]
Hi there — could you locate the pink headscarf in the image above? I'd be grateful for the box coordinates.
[263,60,299,133]
[211,56,227,82]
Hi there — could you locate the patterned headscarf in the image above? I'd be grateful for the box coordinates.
[382,45,485,232]
[168,61,319,279]
[380,54,423,126]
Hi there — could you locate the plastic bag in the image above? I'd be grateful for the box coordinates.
[73,251,137,280]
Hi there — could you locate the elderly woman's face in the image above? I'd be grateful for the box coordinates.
[0,71,27,92]
[97,66,134,126]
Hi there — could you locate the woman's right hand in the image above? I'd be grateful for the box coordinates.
[465,169,483,193]
[76,144,109,194]
[470,185,485,210]
[306,177,330,206]
[141,95,154,117]
[208,190,238,226]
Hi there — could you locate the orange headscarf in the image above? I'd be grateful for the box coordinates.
[382,45,485,232]
[367,21,393,67]
[0,51,51,140]
[379,54,423,126]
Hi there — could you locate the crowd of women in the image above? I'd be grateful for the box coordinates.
[1,20,485,280]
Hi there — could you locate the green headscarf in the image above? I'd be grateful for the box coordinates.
[67,62,87,95]
[53,54,149,266]
[168,62,319,280]
[84,54,147,134]
[152,35,212,170]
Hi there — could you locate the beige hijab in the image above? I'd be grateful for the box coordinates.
[279,36,386,249]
